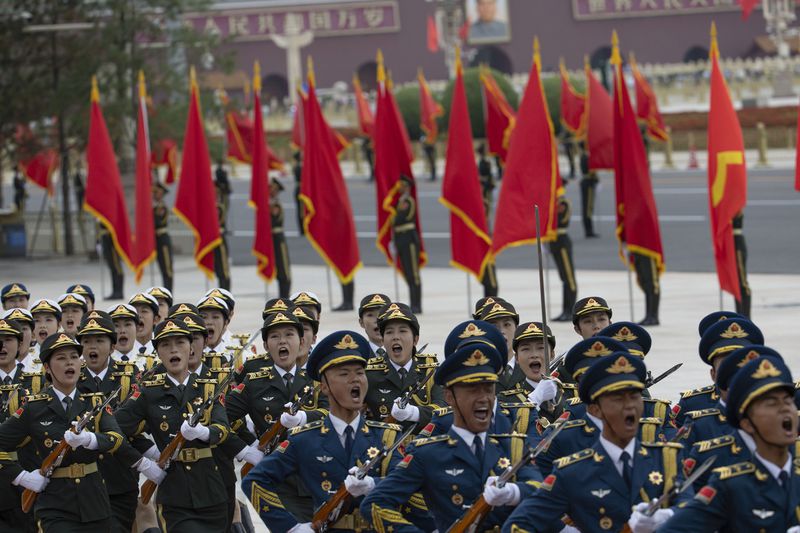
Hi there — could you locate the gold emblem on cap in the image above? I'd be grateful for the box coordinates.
[87,311,102,319]
[176,304,193,314]
[585,298,602,309]
[163,321,181,332]
[292,307,310,320]
[385,303,400,312]
[613,326,637,342]
[85,319,101,329]
[61,294,82,306]
[271,312,292,324]
[293,292,317,304]
[184,317,197,327]
[489,303,506,313]
[648,471,664,485]
[463,349,490,367]
[523,323,543,335]
[606,356,636,375]
[0,320,8,329]
[11,284,22,292]
[585,341,612,357]
[334,334,358,350]
[368,294,386,305]
[207,289,225,299]
[7,309,26,320]
[200,297,220,307]
[751,359,781,379]
[719,322,748,339]
[738,350,761,366]
[387,309,406,320]
[459,323,486,339]
[73,285,86,293]
[272,299,289,310]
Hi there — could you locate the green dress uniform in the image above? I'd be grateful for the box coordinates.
[548,196,577,321]
[393,188,423,314]
[631,251,661,325]
[154,195,174,293]
[579,153,599,238]
[732,212,751,317]
[271,198,292,298]
[99,223,124,299]
[214,199,231,291]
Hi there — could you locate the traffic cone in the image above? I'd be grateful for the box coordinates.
[687,136,699,169]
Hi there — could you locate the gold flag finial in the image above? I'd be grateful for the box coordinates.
[307,55,316,87]
[189,66,198,90]
[455,46,462,74]
[533,37,541,71]
[91,75,100,103]
[584,54,590,70]
[253,60,262,93]
[377,49,386,84]
[138,70,146,99]
[709,21,719,59]
[610,30,622,67]
[353,74,361,89]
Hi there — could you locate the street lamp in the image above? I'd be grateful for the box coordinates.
[426,0,466,79]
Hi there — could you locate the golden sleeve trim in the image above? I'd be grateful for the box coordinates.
[249,482,285,513]
[369,503,413,533]
[106,431,124,453]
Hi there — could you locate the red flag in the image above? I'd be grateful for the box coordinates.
[173,68,221,278]
[707,23,747,300]
[84,76,134,270]
[299,58,361,283]
[427,15,439,53]
[493,39,562,256]
[150,139,178,184]
[584,59,614,170]
[19,149,58,195]
[559,60,586,136]
[480,67,516,164]
[441,50,491,280]
[132,72,156,283]
[292,85,349,156]
[630,54,668,142]
[352,75,375,138]
[740,0,759,20]
[250,61,276,282]
[418,69,443,143]
[374,51,427,269]
[611,32,665,274]
[221,88,284,170]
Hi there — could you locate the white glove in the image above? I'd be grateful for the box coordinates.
[528,380,559,407]
[627,502,674,533]
[559,526,580,533]
[344,466,375,497]
[14,470,49,492]
[144,444,160,461]
[280,402,308,428]
[63,425,98,450]
[391,398,420,422]
[136,457,167,485]
[236,442,265,466]
[288,523,315,533]
[180,420,211,442]
[787,527,800,533]
[482,475,520,506]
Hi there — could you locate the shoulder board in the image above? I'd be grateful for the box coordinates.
[414,362,438,370]
[247,368,274,380]
[366,363,387,371]
[413,352,437,361]
[680,385,715,399]
[24,393,50,402]
[365,420,402,431]
[246,353,269,361]
[79,392,105,398]
[643,441,682,449]
[566,397,583,406]
[488,433,527,439]
[194,378,217,385]
[639,417,665,424]
[434,406,453,416]
[411,434,450,447]
[644,398,671,406]
[142,374,166,387]
[499,402,535,409]
[21,371,41,378]
[367,356,384,365]
[562,419,587,429]
[554,448,594,469]
[498,388,524,397]
[715,461,755,480]
[694,434,735,452]
[111,371,134,377]
[288,420,324,435]
[686,408,721,419]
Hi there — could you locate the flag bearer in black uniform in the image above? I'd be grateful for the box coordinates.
[393,175,423,314]
[214,183,232,291]
[632,251,661,326]
[579,150,599,238]
[270,178,292,298]
[732,210,751,317]
[115,319,231,532]
[549,195,578,322]
[99,223,125,299]
[153,182,174,292]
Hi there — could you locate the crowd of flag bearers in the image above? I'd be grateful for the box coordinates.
[0,278,798,533]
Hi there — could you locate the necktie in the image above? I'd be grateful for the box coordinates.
[284,372,293,391]
[376,347,386,358]
[94,376,103,390]
[344,426,354,457]
[398,367,407,384]
[2,375,11,385]
[62,396,72,414]
[620,451,633,489]
[177,384,186,396]
[780,470,791,507]
[139,346,146,354]
[120,354,129,362]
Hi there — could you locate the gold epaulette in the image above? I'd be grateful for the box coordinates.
[365,420,402,431]
[554,448,594,469]
[643,441,682,449]
[639,417,665,425]
[561,419,587,430]
[289,420,324,435]
[24,393,50,402]
[695,435,735,453]
[680,385,715,399]
[434,406,453,416]
[245,353,269,361]
[366,362,387,371]
[498,388,525,397]
[247,368,274,381]
[367,356,384,364]
[499,402,536,409]
[79,392,105,398]
[715,461,755,480]
[414,361,438,370]
[566,397,583,406]
[142,374,166,387]
[686,408,721,419]
[411,434,450,447]
[111,371,134,377]
[195,378,217,385]
[21,371,41,379]
[489,433,527,439]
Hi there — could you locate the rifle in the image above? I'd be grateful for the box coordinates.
[21,388,120,512]
[670,421,692,443]
[447,411,571,533]
[311,424,415,532]
[239,385,316,477]
[383,369,435,425]
[140,370,235,504]
[645,363,683,389]
[1,385,21,415]
[548,352,566,375]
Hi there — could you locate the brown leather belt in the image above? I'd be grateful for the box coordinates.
[51,462,98,478]
[174,447,214,463]
[331,511,370,531]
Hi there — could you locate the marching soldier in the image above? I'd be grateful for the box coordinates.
[129,292,160,354]
[146,286,173,324]
[30,299,61,348]
[364,303,443,429]
[732,210,751,317]
[292,151,304,235]
[2,308,40,374]
[572,296,613,339]
[108,304,157,371]
[477,143,495,220]
[214,182,232,291]
[204,288,237,346]
[197,296,232,358]
[579,149,599,238]
[242,330,403,532]
[153,182,174,292]
[661,355,799,531]
[65,284,94,312]
[358,293,390,358]
[478,298,522,390]
[361,322,542,532]
[57,293,87,339]
[99,223,125,299]
[1,283,30,311]
[632,251,661,326]
[393,174,423,314]
[549,195,578,322]
[115,318,231,532]
[270,178,292,298]
[292,291,322,322]
[503,353,689,533]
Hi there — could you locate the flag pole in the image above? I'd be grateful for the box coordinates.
[99,238,106,299]
[393,263,400,301]
[534,205,551,371]
[326,267,334,311]
[719,288,723,311]
[627,258,635,321]
[544,244,552,319]
[465,273,472,317]
[27,192,49,256]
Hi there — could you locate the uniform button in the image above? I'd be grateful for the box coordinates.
[75,479,80,484]
[186,466,191,470]
[99,454,104,460]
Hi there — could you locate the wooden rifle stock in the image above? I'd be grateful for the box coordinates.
[140,433,185,504]
[21,439,69,512]
[240,420,285,478]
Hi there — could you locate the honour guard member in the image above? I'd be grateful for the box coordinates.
[661,355,799,532]
[57,293,87,339]
[108,304,148,370]
[472,296,501,320]
[129,292,160,354]
[365,303,443,429]
[732,211,751,317]
[99,223,125,299]
[572,296,612,339]
[3,308,40,374]
[115,318,231,532]
[204,288,237,347]
[549,195,577,322]
[478,299,521,390]
[631,251,661,326]
[197,296,232,357]
[30,299,61,348]
[293,306,319,371]
[393,175,423,314]
[361,323,542,532]
[235,298,294,379]
[1,284,30,311]
[358,293,391,358]
[579,150,599,238]
[271,178,292,298]
[242,330,403,532]
[153,181,174,292]
[0,333,138,532]
[477,143,495,220]
[504,353,689,533]
[292,291,322,322]
[147,286,173,324]
[292,151,305,234]
[0,319,29,388]
[66,284,95,311]
[214,181,232,291]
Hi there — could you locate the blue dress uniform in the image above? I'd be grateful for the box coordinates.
[361,322,543,533]
[503,353,690,533]
[661,354,799,532]
[242,331,402,533]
